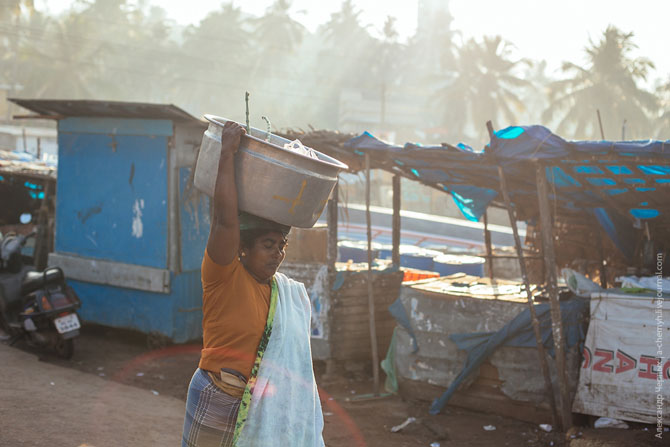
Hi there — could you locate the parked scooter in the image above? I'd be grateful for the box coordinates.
[0,222,81,359]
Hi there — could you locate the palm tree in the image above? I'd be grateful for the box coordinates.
[310,0,376,125]
[543,26,658,140]
[435,35,531,144]
[320,0,369,48]
[655,77,670,139]
[253,0,305,58]
[170,2,252,114]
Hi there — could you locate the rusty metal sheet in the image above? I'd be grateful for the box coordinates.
[9,98,203,125]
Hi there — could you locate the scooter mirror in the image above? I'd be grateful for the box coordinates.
[20,213,32,224]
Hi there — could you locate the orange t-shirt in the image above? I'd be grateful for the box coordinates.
[198,249,271,380]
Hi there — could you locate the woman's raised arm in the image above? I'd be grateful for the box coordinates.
[206,121,246,265]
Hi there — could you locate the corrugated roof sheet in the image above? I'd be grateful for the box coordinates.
[9,98,204,125]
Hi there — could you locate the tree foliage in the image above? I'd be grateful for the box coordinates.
[1,3,666,142]
[543,26,659,140]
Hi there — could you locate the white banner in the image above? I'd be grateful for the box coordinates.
[573,290,668,428]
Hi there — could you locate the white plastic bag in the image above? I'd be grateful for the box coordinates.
[562,268,602,298]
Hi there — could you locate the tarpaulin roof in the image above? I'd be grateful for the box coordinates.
[343,125,670,258]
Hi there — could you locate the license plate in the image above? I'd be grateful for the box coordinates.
[54,313,80,334]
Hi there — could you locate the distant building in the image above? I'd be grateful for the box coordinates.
[0,85,58,163]
[337,88,425,144]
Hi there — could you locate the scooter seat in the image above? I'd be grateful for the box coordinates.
[21,268,64,295]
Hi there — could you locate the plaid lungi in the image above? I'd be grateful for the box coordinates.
[182,369,241,447]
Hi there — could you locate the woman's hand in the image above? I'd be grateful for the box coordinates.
[207,121,246,266]
[219,120,246,159]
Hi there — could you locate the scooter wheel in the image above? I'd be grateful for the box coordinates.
[54,338,74,360]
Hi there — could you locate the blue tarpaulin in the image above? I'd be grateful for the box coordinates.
[428,297,590,415]
[344,125,670,258]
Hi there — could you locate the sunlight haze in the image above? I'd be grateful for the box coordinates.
[38,0,670,80]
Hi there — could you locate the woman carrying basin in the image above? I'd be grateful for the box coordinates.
[182,120,328,447]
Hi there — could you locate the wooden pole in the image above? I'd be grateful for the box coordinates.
[365,153,380,395]
[596,225,608,288]
[392,174,401,268]
[483,211,495,286]
[596,109,605,139]
[327,182,339,275]
[486,121,558,427]
[536,164,573,430]
[325,181,339,377]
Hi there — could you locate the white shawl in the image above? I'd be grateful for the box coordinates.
[236,272,325,446]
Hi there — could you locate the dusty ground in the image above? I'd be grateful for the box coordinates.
[0,340,184,446]
[3,324,665,447]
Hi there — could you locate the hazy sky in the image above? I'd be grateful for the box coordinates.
[38,0,670,83]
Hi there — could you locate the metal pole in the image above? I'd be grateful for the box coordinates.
[392,174,401,268]
[536,164,573,431]
[365,153,380,395]
[483,211,495,286]
[487,120,558,427]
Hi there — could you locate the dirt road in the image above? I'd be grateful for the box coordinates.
[0,342,184,446]
[1,326,662,447]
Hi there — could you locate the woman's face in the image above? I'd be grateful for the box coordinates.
[240,231,288,283]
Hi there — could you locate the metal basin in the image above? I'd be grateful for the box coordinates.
[194,115,348,228]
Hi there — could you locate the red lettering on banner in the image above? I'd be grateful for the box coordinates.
[664,361,670,380]
[638,355,660,379]
[615,350,637,374]
[593,349,614,373]
[582,347,592,369]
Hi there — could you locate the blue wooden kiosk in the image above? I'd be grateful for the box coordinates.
[11,99,210,342]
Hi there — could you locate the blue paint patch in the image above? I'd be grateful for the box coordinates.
[451,191,479,222]
[638,165,670,175]
[495,126,525,139]
[411,168,420,177]
[587,177,616,186]
[630,208,659,219]
[574,166,603,174]
[640,202,649,206]
[605,188,628,195]
[606,165,632,175]
[656,179,670,184]
[28,191,45,199]
[636,187,656,192]
[0,175,4,181]
[354,150,364,156]
[623,178,645,184]
[24,181,43,190]
[546,166,580,187]
[394,159,404,166]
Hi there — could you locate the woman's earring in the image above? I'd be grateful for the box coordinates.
[241,252,246,257]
